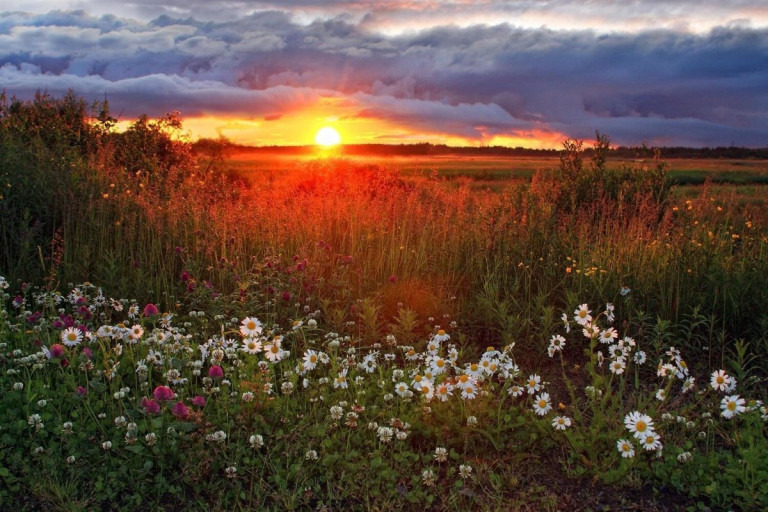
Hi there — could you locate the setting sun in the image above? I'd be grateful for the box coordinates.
[314,126,342,146]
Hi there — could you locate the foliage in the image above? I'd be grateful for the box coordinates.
[1,91,767,510]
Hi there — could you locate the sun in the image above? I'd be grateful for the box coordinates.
[314,126,342,146]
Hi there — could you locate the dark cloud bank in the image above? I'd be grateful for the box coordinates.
[1,8,766,146]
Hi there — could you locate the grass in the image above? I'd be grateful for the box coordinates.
[1,93,767,510]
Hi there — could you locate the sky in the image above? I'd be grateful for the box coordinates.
[1,1,767,148]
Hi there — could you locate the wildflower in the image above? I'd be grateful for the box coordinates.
[114,416,128,428]
[640,433,663,451]
[153,385,174,401]
[207,431,227,443]
[634,350,647,365]
[460,383,477,400]
[66,455,76,464]
[609,358,626,375]
[377,426,394,443]
[172,401,189,419]
[548,335,566,354]
[433,329,450,343]
[49,344,65,358]
[677,451,693,463]
[720,395,746,419]
[624,411,654,439]
[656,388,667,401]
[240,317,263,337]
[561,312,571,333]
[435,382,453,402]
[192,395,206,407]
[430,356,449,375]
[145,433,157,446]
[605,303,615,323]
[264,337,283,362]
[249,434,264,448]
[225,466,237,479]
[102,441,112,451]
[395,382,410,397]
[552,416,572,430]
[422,468,436,486]
[574,304,592,326]
[28,414,43,430]
[62,422,73,434]
[458,464,472,479]
[141,397,161,414]
[420,381,436,401]
[582,323,600,339]
[208,365,224,379]
[599,328,618,344]
[242,338,263,354]
[396,430,408,440]
[13,382,23,391]
[620,286,631,296]
[710,370,731,392]
[303,350,319,371]
[616,439,635,458]
[508,385,524,397]
[533,393,552,416]
[466,416,478,426]
[334,369,348,389]
[75,386,87,397]
[61,327,82,347]
[434,447,448,462]
[143,303,159,316]
[330,405,344,421]
[360,353,378,373]
[525,374,542,394]
[305,450,318,461]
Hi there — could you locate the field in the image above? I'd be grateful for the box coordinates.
[1,95,768,511]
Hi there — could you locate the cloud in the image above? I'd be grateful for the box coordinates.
[0,7,767,146]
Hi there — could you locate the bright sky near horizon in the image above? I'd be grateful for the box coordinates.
[1,1,767,147]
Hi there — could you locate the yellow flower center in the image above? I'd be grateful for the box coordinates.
[636,421,646,432]
[728,401,737,411]
[247,321,256,330]
[538,400,547,408]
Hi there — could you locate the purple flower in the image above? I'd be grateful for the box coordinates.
[208,365,224,379]
[143,303,159,316]
[153,385,175,402]
[172,401,189,419]
[49,344,64,358]
[192,395,207,407]
[142,397,161,414]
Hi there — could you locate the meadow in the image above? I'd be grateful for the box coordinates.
[1,93,767,511]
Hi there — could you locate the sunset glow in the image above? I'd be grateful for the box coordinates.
[314,127,342,147]
[1,2,766,147]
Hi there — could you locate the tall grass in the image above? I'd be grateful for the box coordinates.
[1,93,766,371]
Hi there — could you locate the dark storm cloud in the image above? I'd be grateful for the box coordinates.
[1,7,767,146]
